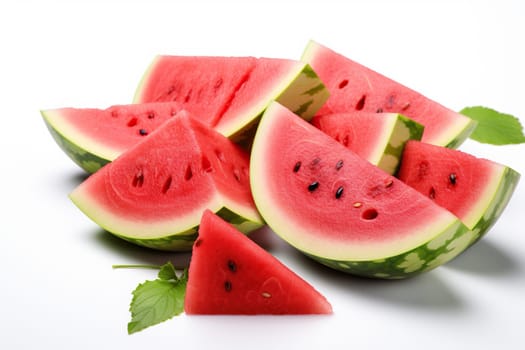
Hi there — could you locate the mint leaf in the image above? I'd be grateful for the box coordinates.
[127,265,187,334]
[157,261,178,281]
[460,106,525,145]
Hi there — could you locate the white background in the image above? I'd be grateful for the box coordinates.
[1,0,524,349]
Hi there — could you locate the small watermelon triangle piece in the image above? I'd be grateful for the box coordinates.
[184,210,333,315]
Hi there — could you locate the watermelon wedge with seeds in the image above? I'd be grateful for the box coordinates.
[301,40,477,148]
[250,102,472,279]
[134,55,330,144]
[70,112,263,251]
[42,102,185,173]
[312,112,424,174]
[397,140,520,244]
[184,210,333,315]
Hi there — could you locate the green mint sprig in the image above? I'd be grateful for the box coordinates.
[460,106,525,145]
[113,262,188,334]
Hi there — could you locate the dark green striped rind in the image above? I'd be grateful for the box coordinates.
[111,207,263,251]
[42,113,109,173]
[378,114,424,175]
[464,166,520,247]
[304,220,473,279]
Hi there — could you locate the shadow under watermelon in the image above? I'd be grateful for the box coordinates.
[285,246,467,313]
[444,237,520,277]
[92,229,191,269]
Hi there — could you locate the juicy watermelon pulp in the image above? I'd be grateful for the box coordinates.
[302,40,477,148]
[41,102,185,173]
[398,140,520,242]
[312,112,424,175]
[69,112,263,251]
[184,210,333,314]
[250,102,471,279]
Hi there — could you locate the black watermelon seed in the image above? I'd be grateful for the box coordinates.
[139,129,148,136]
[308,181,319,192]
[335,186,344,199]
[449,173,457,185]
[293,161,302,173]
[227,260,237,273]
[224,280,232,292]
[335,160,344,170]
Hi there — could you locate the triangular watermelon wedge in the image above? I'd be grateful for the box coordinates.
[42,102,185,173]
[134,55,329,144]
[397,140,520,244]
[302,40,477,148]
[69,112,263,251]
[184,210,333,315]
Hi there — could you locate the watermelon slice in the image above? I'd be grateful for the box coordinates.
[250,102,472,279]
[312,112,424,175]
[41,102,185,173]
[184,210,333,314]
[69,112,263,251]
[397,140,520,244]
[301,40,477,148]
[134,55,330,144]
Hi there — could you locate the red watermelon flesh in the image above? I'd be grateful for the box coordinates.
[69,112,262,250]
[301,41,476,148]
[397,140,520,232]
[214,58,303,134]
[134,56,257,126]
[311,111,423,174]
[184,210,333,315]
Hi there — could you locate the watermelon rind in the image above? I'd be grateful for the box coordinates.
[309,220,472,279]
[42,110,110,173]
[377,114,424,174]
[250,102,474,279]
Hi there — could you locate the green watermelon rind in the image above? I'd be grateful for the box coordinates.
[443,120,478,149]
[99,207,263,251]
[222,63,330,145]
[42,113,109,173]
[376,114,424,175]
[462,166,520,245]
[307,220,472,279]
